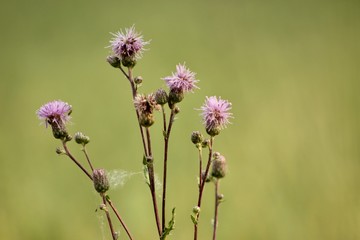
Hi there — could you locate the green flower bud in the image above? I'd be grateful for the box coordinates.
[139,113,155,128]
[93,169,110,194]
[55,147,66,155]
[154,89,168,105]
[192,206,201,214]
[191,131,204,145]
[106,56,121,68]
[134,76,143,85]
[74,132,90,145]
[201,139,210,148]
[174,106,180,114]
[211,153,227,179]
[217,194,224,201]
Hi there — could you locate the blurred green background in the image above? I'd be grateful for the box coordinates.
[1,0,359,239]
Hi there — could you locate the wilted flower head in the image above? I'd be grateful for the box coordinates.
[109,26,149,63]
[200,96,232,136]
[37,100,72,128]
[134,93,159,127]
[134,93,159,114]
[162,63,199,93]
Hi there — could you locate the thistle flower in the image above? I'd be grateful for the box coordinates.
[200,96,232,136]
[36,100,72,140]
[134,93,159,127]
[37,100,72,127]
[163,63,199,93]
[109,26,149,66]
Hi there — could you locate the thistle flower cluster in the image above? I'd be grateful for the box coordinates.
[37,26,233,240]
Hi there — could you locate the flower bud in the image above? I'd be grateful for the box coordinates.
[211,153,227,179]
[106,56,121,68]
[154,89,168,105]
[191,131,204,145]
[201,139,210,148]
[139,113,155,128]
[192,206,201,214]
[134,76,143,85]
[93,169,110,194]
[168,88,184,106]
[56,147,66,155]
[74,132,90,145]
[174,106,180,114]
[217,194,224,201]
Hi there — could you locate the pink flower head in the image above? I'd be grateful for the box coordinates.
[200,96,232,135]
[37,100,72,128]
[110,26,149,61]
[134,93,159,114]
[162,63,199,93]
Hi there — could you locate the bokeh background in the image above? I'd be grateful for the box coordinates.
[1,0,359,239]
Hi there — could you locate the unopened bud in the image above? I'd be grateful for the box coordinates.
[174,106,180,114]
[201,139,209,148]
[134,76,143,85]
[217,194,224,201]
[211,153,227,179]
[56,147,66,155]
[191,131,204,145]
[192,206,201,214]
[93,169,110,194]
[154,89,168,105]
[74,132,90,145]
[106,56,121,68]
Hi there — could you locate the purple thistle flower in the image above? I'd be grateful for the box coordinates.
[162,63,199,93]
[200,96,232,136]
[37,100,72,128]
[109,26,149,61]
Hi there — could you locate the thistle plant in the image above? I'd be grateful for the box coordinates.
[37,26,233,240]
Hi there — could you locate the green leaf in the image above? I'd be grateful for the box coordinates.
[190,215,198,225]
[143,165,150,186]
[142,154,147,165]
[160,207,176,240]
[162,130,167,139]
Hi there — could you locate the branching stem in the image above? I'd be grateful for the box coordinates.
[193,137,214,240]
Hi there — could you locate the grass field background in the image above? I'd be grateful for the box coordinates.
[1,0,359,239]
